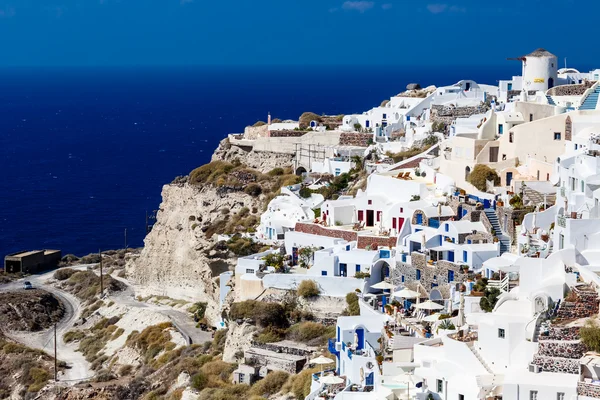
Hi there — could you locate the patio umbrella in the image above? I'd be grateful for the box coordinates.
[310,356,334,365]
[310,356,334,375]
[319,375,344,385]
[457,293,466,327]
[423,313,441,322]
[371,281,396,290]
[392,288,420,299]
[393,372,422,399]
[414,300,444,310]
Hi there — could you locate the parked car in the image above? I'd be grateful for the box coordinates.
[23,281,33,290]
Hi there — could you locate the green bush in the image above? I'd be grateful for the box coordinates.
[54,268,77,281]
[287,322,335,345]
[480,287,502,312]
[297,280,320,298]
[189,302,208,320]
[467,164,500,191]
[191,372,208,390]
[255,326,286,344]
[268,167,284,176]
[581,319,600,352]
[211,329,228,352]
[63,330,85,343]
[249,371,289,397]
[354,272,371,279]
[299,187,312,199]
[252,121,267,127]
[189,161,235,185]
[345,292,360,316]
[263,253,285,272]
[299,112,321,129]
[229,301,288,328]
[244,183,262,197]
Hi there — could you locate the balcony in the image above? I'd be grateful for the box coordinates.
[328,338,340,357]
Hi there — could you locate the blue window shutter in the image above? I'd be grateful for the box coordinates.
[321,271,327,276]
[356,265,361,272]
[463,251,468,262]
[416,269,421,280]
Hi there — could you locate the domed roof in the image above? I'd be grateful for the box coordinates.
[525,48,556,58]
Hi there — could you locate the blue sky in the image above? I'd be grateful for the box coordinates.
[0,0,598,67]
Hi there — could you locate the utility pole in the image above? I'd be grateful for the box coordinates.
[99,248,103,297]
[54,323,57,381]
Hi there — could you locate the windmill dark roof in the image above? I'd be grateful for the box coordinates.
[525,48,555,58]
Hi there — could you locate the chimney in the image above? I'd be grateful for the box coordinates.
[268,112,272,125]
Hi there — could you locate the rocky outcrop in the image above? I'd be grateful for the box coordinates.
[222,321,258,363]
[127,182,262,325]
[212,138,294,173]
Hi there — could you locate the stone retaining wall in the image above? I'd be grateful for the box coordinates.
[357,235,397,250]
[556,286,599,321]
[430,105,488,125]
[578,381,600,398]
[540,326,580,341]
[548,81,595,96]
[339,133,372,147]
[537,341,586,359]
[269,130,308,138]
[531,355,579,374]
[295,223,358,242]
[250,342,314,357]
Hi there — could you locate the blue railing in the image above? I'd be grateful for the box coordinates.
[328,338,339,356]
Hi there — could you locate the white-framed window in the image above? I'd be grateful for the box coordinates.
[436,379,443,393]
[498,328,505,338]
[530,390,538,400]
[557,393,565,400]
[245,269,254,274]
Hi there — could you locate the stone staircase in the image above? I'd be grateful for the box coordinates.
[484,209,510,254]
[581,84,600,110]
[523,186,555,205]
[468,343,493,374]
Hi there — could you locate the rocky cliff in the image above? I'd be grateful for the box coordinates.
[128,140,292,325]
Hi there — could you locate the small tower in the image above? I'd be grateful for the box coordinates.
[509,48,558,93]
[267,112,272,126]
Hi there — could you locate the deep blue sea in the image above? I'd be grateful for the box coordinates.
[0,65,516,257]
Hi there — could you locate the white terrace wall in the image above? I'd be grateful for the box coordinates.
[262,274,365,297]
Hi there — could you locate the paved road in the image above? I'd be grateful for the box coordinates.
[109,277,213,345]
[0,265,212,384]
[0,269,94,382]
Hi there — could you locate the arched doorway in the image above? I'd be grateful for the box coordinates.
[548,78,554,89]
[465,166,471,180]
[295,166,307,176]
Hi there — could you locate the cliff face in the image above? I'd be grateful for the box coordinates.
[128,139,296,325]
[127,182,262,324]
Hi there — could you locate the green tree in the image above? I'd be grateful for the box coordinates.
[263,253,285,272]
[467,164,500,192]
[480,287,501,312]
[351,155,364,172]
[299,187,312,199]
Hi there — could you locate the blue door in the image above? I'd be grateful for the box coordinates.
[340,263,347,277]
[506,172,513,186]
[355,328,365,350]
[416,214,423,225]
[366,372,374,386]
[448,270,455,282]
[448,251,454,262]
